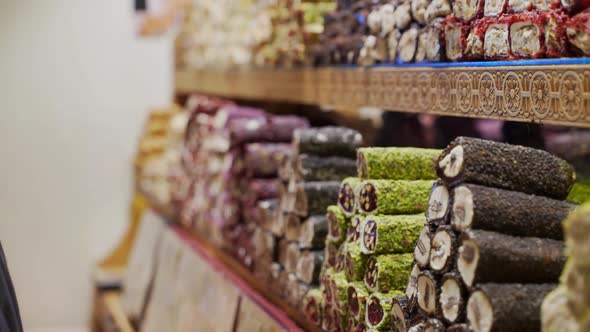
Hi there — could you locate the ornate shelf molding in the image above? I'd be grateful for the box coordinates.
[175,65,590,127]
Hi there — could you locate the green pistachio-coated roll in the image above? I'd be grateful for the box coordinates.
[339,177,363,216]
[331,271,350,311]
[365,253,414,293]
[357,147,441,180]
[358,180,434,215]
[366,290,404,331]
[360,214,426,255]
[327,205,349,243]
[345,241,368,281]
[348,281,370,321]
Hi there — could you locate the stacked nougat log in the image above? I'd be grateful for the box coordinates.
[303,147,441,331]
[179,100,308,267]
[358,0,452,65]
[266,127,362,309]
[542,202,590,332]
[398,136,577,332]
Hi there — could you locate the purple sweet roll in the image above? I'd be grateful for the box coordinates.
[244,143,293,177]
[267,115,310,142]
[243,178,281,206]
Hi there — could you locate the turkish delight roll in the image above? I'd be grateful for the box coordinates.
[567,9,590,56]
[358,179,434,215]
[412,0,432,24]
[483,16,511,60]
[484,0,507,17]
[543,10,569,58]
[293,126,363,158]
[425,0,452,22]
[453,0,484,21]
[416,28,429,63]
[388,29,402,61]
[437,136,575,199]
[348,281,370,322]
[510,12,545,59]
[338,177,362,216]
[267,115,309,142]
[327,205,349,243]
[364,253,414,292]
[444,16,469,61]
[360,214,426,255]
[464,18,491,61]
[395,1,413,30]
[303,288,324,326]
[357,147,440,180]
[366,290,405,331]
[425,18,446,62]
[294,154,357,182]
[399,25,420,63]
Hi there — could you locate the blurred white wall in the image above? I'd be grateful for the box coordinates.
[0,0,173,328]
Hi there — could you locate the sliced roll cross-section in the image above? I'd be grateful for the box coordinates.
[366,291,403,331]
[440,272,466,324]
[429,225,458,273]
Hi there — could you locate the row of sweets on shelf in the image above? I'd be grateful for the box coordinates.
[316,0,590,65]
[175,0,335,69]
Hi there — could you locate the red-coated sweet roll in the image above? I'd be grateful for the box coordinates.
[465,18,493,60]
[444,16,470,61]
[267,115,309,142]
[543,10,569,57]
[483,15,511,60]
[567,9,590,55]
[242,178,281,206]
[510,12,545,59]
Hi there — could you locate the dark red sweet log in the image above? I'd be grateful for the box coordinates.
[457,230,566,287]
[567,9,590,56]
[267,115,310,142]
[543,10,569,58]
[467,283,556,332]
[510,12,545,59]
[244,143,292,178]
[444,16,469,61]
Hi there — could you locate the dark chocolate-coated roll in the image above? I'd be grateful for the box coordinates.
[293,126,363,158]
[294,154,357,181]
[467,283,556,332]
[437,137,575,199]
[451,184,576,239]
[457,230,566,287]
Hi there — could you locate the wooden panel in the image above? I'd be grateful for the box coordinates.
[175,65,590,128]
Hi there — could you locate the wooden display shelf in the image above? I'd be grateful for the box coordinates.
[175,61,590,128]
[173,225,322,332]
